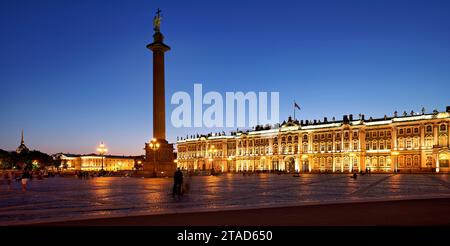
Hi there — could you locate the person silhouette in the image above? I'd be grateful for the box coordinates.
[173,168,183,198]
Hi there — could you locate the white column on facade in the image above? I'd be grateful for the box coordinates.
[392,126,397,149]
[448,123,450,147]
[349,156,353,172]
[436,153,440,173]
[332,131,336,172]
[434,125,438,146]
[308,157,312,172]
[349,129,353,151]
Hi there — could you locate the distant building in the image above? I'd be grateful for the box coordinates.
[16,129,29,154]
[54,153,142,171]
[177,106,450,173]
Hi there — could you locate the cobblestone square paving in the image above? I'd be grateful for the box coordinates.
[0,173,449,225]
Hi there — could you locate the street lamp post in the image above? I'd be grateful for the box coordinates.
[149,138,160,177]
[97,142,108,174]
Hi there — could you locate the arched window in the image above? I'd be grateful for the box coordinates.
[406,156,412,166]
[372,140,377,150]
[327,157,333,170]
[406,138,412,148]
[413,155,419,167]
[313,158,319,169]
[426,125,432,132]
[425,136,433,147]
[440,124,447,132]
[336,142,341,151]
[399,156,404,167]
[372,157,378,167]
[379,157,385,166]
[303,135,308,141]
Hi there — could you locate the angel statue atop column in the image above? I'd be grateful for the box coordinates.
[153,8,162,32]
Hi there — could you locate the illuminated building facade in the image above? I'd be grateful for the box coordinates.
[56,154,136,171]
[176,107,450,173]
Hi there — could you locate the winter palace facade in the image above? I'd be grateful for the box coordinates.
[176,107,450,173]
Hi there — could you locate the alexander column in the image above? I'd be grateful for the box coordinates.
[143,9,175,177]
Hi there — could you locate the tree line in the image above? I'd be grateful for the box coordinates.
[0,149,60,170]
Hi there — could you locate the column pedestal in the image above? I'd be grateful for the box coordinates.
[142,140,175,177]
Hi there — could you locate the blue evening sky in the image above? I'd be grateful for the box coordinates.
[1,0,449,155]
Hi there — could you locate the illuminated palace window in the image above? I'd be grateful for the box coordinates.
[379,141,384,150]
[406,156,412,167]
[427,125,433,132]
[440,124,447,132]
[413,156,420,166]
[406,139,412,148]
[344,142,349,150]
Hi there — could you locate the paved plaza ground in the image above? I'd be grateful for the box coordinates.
[0,173,449,225]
